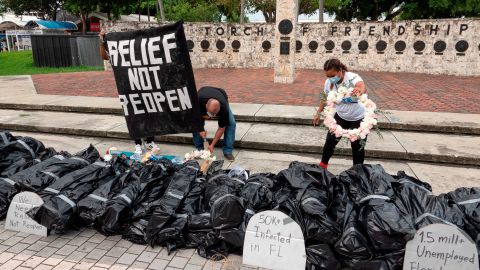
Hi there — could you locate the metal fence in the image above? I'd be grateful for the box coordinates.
[31,35,103,67]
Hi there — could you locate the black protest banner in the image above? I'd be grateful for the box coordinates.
[106,21,202,139]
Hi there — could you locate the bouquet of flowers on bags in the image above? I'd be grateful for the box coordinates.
[184,150,217,162]
[184,150,217,173]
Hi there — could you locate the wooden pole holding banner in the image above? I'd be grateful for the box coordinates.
[200,138,211,173]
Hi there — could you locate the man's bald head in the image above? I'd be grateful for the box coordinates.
[206,98,220,116]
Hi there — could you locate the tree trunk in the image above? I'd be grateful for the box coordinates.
[158,0,165,22]
[240,0,245,23]
[138,0,141,21]
[385,4,402,21]
[319,0,324,22]
[262,11,275,23]
[81,12,87,35]
[262,11,269,23]
[52,7,57,21]
[148,0,150,21]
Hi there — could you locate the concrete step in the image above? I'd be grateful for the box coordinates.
[12,131,480,195]
[1,93,479,135]
[1,109,479,166]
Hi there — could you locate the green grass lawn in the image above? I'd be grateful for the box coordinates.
[0,50,104,76]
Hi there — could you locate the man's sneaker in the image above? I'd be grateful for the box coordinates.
[145,142,159,151]
[223,153,235,161]
[134,144,143,155]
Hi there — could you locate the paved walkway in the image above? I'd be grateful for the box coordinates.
[31,68,480,114]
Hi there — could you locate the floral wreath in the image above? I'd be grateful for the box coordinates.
[322,81,379,143]
[184,150,217,162]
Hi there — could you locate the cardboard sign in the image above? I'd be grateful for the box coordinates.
[243,210,306,270]
[403,223,478,270]
[106,21,202,139]
[5,192,47,237]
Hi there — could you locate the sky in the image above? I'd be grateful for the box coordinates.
[247,10,335,22]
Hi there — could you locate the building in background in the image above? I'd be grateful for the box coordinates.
[4,20,77,51]
[0,13,38,51]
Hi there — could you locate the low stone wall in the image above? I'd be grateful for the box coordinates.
[103,18,480,76]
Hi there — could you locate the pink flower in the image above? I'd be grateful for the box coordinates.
[366,100,377,109]
[324,116,336,126]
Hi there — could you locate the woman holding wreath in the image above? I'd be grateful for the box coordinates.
[313,58,367,169]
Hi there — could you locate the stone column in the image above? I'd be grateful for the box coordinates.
[274,0,299,84]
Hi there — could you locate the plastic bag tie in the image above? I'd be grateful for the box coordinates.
[0,177,15,186]
[57,194,76,209]
[44,187,60,194]
[167,191,184,200]
[18,140,36,158]
[208,173,228,183]
[88,194,108,202]
[70,157,90,165]
[0,132,8,144]
[116,194,132,204]
[457,198,480,205]
[301,197,322,205]
[415,213,455,227]
[359,195,390,203]
[398,179,432,194]
[40,171,60,181]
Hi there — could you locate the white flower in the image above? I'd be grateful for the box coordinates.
[184,149,217,162]
[359,94,368,103]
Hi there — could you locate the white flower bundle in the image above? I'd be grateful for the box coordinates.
[184,150,217,162]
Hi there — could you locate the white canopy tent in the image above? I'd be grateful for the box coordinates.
[3,20,76,51]
[1,13,39,51]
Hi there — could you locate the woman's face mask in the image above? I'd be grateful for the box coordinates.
[326,69,343,85]
[329,76,341,84]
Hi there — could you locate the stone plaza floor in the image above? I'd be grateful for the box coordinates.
[0,220,243,270]
[31,68,480,114]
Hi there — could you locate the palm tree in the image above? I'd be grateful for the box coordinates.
[157,0,165,22]
[319,0,324,22]
[240,0,245,23]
